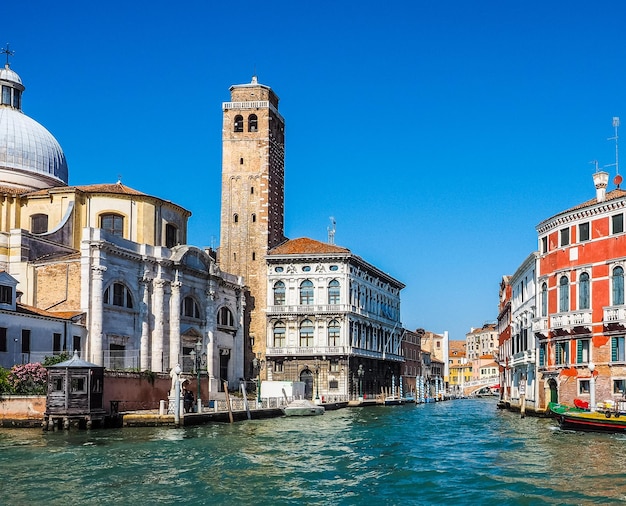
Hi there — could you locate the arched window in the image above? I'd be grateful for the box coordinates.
[218,306,235,328]
[579,272,590,309]
[559,276,569,313]
[182,296,200,318]
[234,115,244,132]
[541,283,548,317]
[252,213,256,223]
[233,213,239,223]
[31,214,48,234]
[299,319,314,347]
[273,281,285,305]
[328,279,340,304]
[100,213,124,237]
[248,114,258,132]
[165,223,178,248]
[328,319,340,346]
[613,266,625,306]
[300,280,314,305]
[273,321,286,347]
[104,282,133,308]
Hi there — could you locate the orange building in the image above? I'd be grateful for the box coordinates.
[535,170,626,410]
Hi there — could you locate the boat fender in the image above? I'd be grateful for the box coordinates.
[616,412,621,418]
[606,412,612,418]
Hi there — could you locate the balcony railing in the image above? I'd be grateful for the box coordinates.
[267,304,400,325]
[510,349,536,368]
[604,306,626,323]
[266,345,348,357]
[532,317,548,333]
[550,310,593,330]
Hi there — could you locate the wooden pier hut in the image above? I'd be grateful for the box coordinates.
[44,351,106,430]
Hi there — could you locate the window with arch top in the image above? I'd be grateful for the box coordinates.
[299,319,314,347]
[234,115,244,132]
[541,282,548,317]
[218,306,235,329]
[182,296,200,318]
[300,280,314,305]
[248,114,258,132]
[104,282,133,308]
[559,276,569,313]
[328,279,340,304]
[579,272,590,309]
[273,321,286,347]
[273,281,285,305]
[328,319,340,346]
[613,266,625,306]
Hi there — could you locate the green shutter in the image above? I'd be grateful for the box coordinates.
[577,339,583,363]
[612,337,618,362]
[539,345,545,366]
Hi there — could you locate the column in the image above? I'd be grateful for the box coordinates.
[152,278,167,372]
[205,284,217,396]
[139,269,152,371]
[169,272,182,370]
[90,265,107,365]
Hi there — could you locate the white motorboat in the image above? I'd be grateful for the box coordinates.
[282,399,325,416]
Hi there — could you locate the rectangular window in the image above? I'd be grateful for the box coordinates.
[165,223,178,248]
[1,85,10,105]
[579,222,590,242]
[52,376,64,391]
[31,214,48,234]
[613,213,624,234]
[53,333,62,354]
[329,379,339,389]
[21,329,30,354]
[73,335,81,353]
[70,377,86,393]
[576,339,590,364]
[273,361,284,373]
[0,327,6,352]
[0,285,12,304]
[579,379,590,395]
[611,336,626,362]
[330,361,340,372]
[541,236,548,254]
[555,341,568,365]
[560,227,570,246]
[614,379,626,394]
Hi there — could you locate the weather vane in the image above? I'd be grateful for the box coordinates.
[1,43,14,66]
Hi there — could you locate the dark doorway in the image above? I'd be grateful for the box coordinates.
[300,369,313,399]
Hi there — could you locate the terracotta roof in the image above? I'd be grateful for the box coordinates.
[26,182,147,197]
[563,188,626,213]
[269,237,351,255]
[0,185,31,195]
[16,303,83,320]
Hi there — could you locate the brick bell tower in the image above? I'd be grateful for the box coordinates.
[219,76,285,379]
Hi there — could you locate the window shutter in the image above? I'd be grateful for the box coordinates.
[539,346,545,366]
[577,340,583,363]
[612,337,618,362]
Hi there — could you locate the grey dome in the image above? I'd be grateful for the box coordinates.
[0,64,68,190]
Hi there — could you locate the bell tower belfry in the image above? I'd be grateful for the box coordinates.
[219,77,285,365]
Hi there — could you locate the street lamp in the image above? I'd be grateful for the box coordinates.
[253,352,265,404]
[315,359,320,402]
[357,364,364,400]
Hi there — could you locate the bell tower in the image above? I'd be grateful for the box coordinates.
[219,77,285,366]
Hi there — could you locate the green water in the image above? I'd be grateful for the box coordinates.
[1,399,626,505]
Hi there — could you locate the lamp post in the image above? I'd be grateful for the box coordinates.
[253,352,264,405]
[357,364,364,401]
[589,362,596,412]
[315,359,320,402]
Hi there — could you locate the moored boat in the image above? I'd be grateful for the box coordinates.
[282,399,325,416]
[550,402,626,433]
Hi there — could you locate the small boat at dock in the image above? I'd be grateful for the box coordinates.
[550,402,626,433]
[282,399,325,416]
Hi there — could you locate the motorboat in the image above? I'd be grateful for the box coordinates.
[282,399,325,416]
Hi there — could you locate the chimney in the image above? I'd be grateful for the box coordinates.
[593,171,609,202]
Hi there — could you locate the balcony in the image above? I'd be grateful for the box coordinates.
[267,304,348,316]
[532,317,548,334]
[550,310,593,333]
[509,349,535,368]
[266,345,348,357]
[604,306,626,325]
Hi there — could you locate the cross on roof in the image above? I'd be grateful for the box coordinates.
[1,43,14,66]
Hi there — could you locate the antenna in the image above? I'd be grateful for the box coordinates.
[327,216,336,245]
[608,117,622,188]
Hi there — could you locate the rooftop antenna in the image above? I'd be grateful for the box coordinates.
[327,216,336,245]
[1,43,14,67]
[608,117,622,188]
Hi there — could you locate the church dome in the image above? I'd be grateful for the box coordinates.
[0,63,68,190]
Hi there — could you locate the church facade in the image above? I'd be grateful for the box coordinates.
[0,58,244,394]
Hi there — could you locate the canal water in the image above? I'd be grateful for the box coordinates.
[2,398,626,505]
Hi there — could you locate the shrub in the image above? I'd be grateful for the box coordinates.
[43,352,71,367]
[0,367,13,395]
[8,363,48,395]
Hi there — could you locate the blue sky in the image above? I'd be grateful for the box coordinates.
[6,1,626,341]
